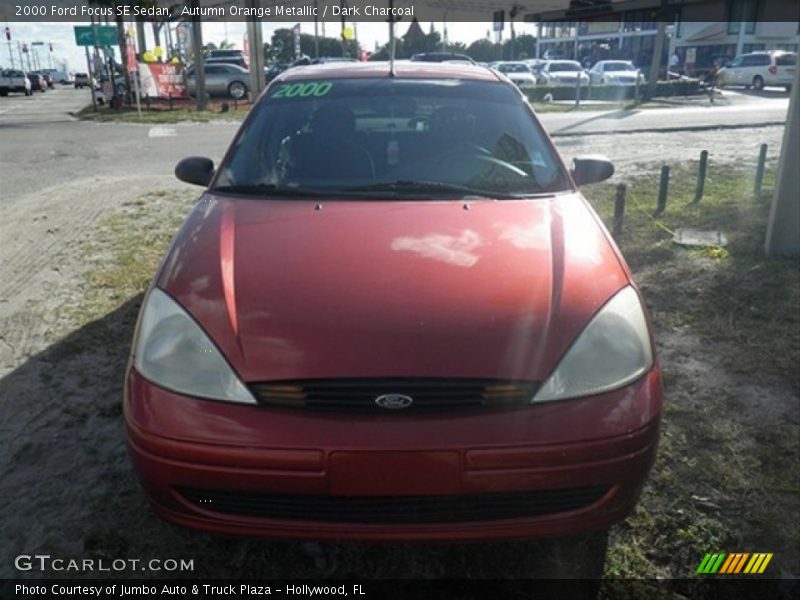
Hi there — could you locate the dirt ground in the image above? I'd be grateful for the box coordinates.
[0,125,796,587]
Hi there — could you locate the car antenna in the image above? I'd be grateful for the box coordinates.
[388,0,397,77]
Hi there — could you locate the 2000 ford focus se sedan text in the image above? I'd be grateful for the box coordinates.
[124,63,662,570]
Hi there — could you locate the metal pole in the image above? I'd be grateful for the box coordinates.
[313,0,319,58]
[654,165,670,216]
[646,20,667,101]
[190,0,206,110]
[388,0,396,77]
[7,40,14,69]
[84,45,97,110]
[754,143,768,203]
[693,150,708,203]
[613,183,626,236]
[17,42,22,68]
[575,71,581,108]
[246,3,266,102]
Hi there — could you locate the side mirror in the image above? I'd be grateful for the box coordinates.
[571,156,614,187]
[175,156,214,187]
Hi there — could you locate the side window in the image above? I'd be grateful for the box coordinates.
[776,54,797,66]
[205,66,223,75]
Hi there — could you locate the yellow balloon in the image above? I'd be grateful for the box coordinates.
[342,26,354,41]
[153,46,164,58]
[142,51,156,63]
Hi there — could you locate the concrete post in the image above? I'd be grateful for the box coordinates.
[765,64,800,257]
[190,0,206,110]
[646,21,667,100]
[247,5,266,102]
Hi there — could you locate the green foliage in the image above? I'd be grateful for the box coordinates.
[525,79,703,102]
[268,28,359,63]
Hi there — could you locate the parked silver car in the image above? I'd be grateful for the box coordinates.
[588,60,643,85]
[186,64,249,99]
[538,61,590,87]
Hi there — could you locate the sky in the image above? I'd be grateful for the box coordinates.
[2,20,539,72]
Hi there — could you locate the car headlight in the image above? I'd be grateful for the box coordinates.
[532,286,653,403]
[133,287,256,404]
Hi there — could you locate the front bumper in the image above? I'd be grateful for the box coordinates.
[124,367,661,541]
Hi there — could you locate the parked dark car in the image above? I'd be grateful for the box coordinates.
[204,49,248,70]
[38,72,54,88]
[265,63,289,82]
[27,72,46,92]
[410,52,476,64]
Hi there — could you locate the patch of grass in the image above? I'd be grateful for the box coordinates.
[65,189,197,329]
[74,104,250,124]
[586,162,800,579]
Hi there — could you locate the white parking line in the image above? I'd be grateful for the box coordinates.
[148,126,177,138]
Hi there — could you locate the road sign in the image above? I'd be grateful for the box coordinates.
[74,26,117,47]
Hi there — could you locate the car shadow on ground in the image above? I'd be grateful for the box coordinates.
[0,296,603,581]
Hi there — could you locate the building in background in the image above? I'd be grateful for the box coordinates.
[529,0,799,75]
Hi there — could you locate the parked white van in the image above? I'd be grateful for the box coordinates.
[717,51,796,91]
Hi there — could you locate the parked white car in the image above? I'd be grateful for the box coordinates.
[717,51,796,91]
[588,60,643,85]
[538,60,590,87]
[0,69,32,96]
[493,61,537,89]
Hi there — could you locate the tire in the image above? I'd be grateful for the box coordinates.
[228,80,247,100]
[753,75,764,91]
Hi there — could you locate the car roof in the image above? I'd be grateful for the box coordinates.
[277,61,500,83]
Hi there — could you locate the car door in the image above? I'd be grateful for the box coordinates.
[203,65,227,95]
[726,56,744,84]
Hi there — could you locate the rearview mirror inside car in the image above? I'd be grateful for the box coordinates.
[175,156,214,187]
[571,156,615,187]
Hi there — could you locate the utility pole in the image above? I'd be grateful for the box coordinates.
[5,26,14,69]
[313,0,319,58]
[190,0,207,110]
[645,1,668,100]
[246,0,266,101]
[509,6,521,60]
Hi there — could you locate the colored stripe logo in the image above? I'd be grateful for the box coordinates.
[697,552,773,574]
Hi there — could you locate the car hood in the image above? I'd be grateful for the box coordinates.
[157,194,629,383]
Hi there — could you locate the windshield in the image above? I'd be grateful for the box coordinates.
[215,78,569,198]
[604,62,636,71]
[549,62,582,72]
[498,64,529,73]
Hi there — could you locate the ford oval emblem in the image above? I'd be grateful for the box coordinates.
[374,394,414,410]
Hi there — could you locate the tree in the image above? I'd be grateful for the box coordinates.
[268,28,358,63]
[467,39,502,63]
[504,34,536,61]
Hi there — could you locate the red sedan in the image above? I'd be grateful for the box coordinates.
[125,63,661,563]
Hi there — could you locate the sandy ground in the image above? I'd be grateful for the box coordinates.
[0,124,794,580]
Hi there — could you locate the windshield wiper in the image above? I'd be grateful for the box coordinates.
[213,184,335,197]
[343,180,527,199]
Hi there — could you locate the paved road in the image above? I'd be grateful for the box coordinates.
[540,91,790,136]
[0,87,236,203]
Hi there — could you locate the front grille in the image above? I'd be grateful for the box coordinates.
[249,378,539,412]
[180,486,609,524]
